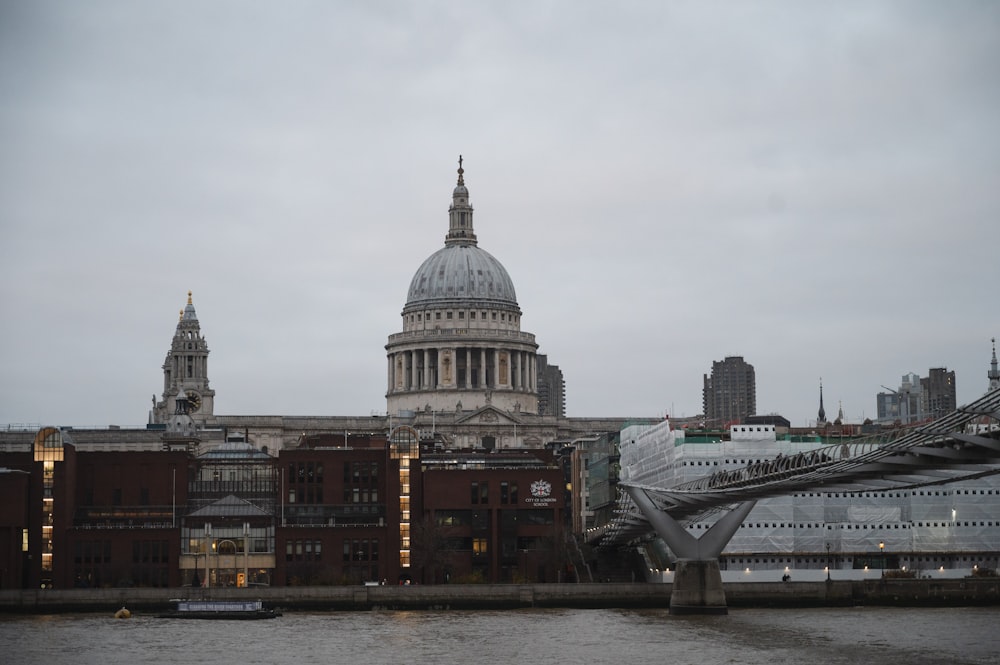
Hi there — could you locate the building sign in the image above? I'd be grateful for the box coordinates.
[526,479,557,505]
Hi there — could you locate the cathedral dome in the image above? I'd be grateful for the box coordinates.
[402,157,519,314]
[404,243,518,311]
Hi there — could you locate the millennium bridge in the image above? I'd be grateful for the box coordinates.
[595,389,1000,614]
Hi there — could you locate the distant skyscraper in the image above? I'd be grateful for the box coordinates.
[877,372,923,424]
[877,369,956,425]
[536,354,566,417]
[702,356,756,425]
[921,367,956,417]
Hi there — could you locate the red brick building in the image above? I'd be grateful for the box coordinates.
[416,448,567,584]
[0,426,568,589]
[275,433,402,585]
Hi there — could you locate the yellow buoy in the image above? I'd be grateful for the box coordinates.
[114,607,131,619]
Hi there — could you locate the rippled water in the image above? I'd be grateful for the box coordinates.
[2,606,998,665]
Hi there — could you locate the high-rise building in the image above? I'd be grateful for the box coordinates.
[876,372,922,424]
[702,356,756,425]
[922,367,956,418]
[536,354,566,417]
[877,369,956,425]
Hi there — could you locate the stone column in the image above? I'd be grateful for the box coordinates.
[493,350,501,389]
[406,350,414,390]
[423,349,431,389]
[480,349,487,388]
[436,348,444,388]
[466,348,473,388]
[387,354,393,394]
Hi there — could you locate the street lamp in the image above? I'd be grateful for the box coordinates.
[204,523,212,588]
[243,522,250,588]
[879,541,885,577]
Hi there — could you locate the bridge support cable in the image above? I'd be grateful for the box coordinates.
[626,486,755,614]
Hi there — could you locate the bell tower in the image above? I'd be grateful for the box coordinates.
[151,292,215,424]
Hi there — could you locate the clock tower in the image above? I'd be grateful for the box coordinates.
[151,292,216,425]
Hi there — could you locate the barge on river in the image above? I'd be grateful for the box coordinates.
[158,599,280,620]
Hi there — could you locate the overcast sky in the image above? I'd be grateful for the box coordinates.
[1,1,998,429]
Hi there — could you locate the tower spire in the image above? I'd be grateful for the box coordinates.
[989,337,999,392]
[445,155,477,247]
[152,292,214,424]
[818,378,827,424]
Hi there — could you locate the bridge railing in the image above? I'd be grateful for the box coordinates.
[651,389,1000,495]
[596,390,1000,548]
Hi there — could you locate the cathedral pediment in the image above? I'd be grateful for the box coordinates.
[454,405,523,426]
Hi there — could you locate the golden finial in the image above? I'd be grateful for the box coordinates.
[178,309,183,321]
[457,155,464,186]
[187,291,193,305]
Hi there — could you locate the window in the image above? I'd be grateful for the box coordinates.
[472,537,487,554]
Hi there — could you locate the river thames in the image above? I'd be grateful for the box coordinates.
[2,606,998,664]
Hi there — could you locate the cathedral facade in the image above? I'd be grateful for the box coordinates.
[147,160,635,452]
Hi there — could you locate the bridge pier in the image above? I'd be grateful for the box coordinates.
[669,559,727,615]
[626,486,756,615]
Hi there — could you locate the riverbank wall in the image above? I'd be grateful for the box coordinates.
[1,579,998,614]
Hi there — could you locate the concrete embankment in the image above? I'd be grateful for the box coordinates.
[1,579,998,614]
[726,578,1000,608]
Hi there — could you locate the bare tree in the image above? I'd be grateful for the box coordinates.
[409,514,451,584]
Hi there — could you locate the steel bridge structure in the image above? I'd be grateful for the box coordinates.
[595,389,1000,614]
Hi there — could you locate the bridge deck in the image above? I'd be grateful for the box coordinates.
[599,389,1000,548]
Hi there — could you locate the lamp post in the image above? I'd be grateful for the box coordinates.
[204,523,212,588]
[243,522,250,588]
[879,541,885,577]
[826,542,831,581]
